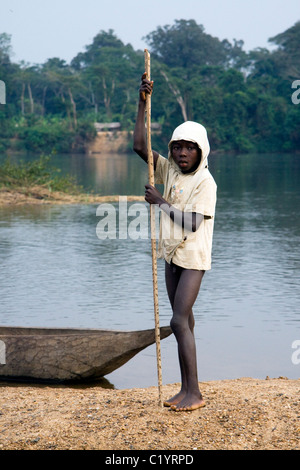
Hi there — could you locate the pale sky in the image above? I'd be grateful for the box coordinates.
[1,0,299,65]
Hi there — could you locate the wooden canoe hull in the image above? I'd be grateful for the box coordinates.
[0,325,172,383]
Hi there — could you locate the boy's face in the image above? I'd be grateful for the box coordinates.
[171,140,201,173]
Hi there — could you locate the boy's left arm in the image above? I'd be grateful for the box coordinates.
[144,184,203,232]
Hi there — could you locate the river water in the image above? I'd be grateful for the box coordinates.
[0,151,299,388]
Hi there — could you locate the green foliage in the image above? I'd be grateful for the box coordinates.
[0,21,299,154]
[0,155,81,193]
[11,116,96,153]
[144,19,246,70]
[17,119,71,152]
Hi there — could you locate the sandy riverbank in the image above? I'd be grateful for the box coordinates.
[0,187,145,206]
[0,377,299,450]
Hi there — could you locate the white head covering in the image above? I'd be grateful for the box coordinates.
[168,121,210,171]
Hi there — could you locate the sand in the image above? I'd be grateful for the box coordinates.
[0,187,145,206]
[0,377,299,450]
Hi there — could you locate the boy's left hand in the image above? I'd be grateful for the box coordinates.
[144,184,164,206]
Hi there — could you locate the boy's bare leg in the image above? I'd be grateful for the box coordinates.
[165,262,205,411]
[164,264,193,406]
[164,262,188,406]
[164,262,194,405]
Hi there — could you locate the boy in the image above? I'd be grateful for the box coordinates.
[133,74,217,411]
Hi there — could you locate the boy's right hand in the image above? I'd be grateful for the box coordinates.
[139,72,154,101]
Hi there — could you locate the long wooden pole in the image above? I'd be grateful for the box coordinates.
[144,49,163,407]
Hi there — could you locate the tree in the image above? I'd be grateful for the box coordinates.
[71,30,142,123]
[41,58,81,129]
[144,20,248,127]
[0,33,12,66]
[269,21,300,78]
[145,19,245,70]
[15,62,39,115]
[0,20,299,154]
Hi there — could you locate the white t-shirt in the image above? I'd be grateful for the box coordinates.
[155,154,217,271]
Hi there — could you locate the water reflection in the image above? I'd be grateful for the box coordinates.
[0,152,148,195]
[0,152,299,387]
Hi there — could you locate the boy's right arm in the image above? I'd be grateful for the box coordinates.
[133,73,159,169]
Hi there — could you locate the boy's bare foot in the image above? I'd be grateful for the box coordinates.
[163,390,186,407]
[170,394,206,412]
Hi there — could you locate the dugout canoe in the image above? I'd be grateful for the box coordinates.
[0,325,172,383]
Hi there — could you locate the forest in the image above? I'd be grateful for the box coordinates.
[0,19,299,154]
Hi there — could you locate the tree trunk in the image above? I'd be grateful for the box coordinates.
[21,83,25,115]
[102,77,114,119]
[27,83,34,114]
[61,89,72,130]
[89,82,98,116]
[68,87,77,129]
[41,86,47,116]
[160,70,188,122]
